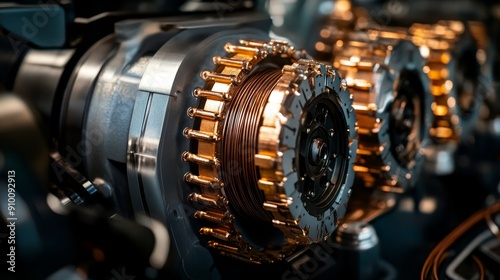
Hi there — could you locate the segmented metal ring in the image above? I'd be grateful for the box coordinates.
[334,32,432,192]
[183,39,357,262]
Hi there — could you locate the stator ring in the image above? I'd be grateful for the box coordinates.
[334,33,432,192]
[182,40,357,263]
[409,20,483,143]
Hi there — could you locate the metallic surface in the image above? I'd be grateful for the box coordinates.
[315,4,486,177]
[59,35,117,158]
[409,20,482,143]
[3,2,499,279]
[406,20,486,175]
[13,49,74,121]
[333,221,381,280]
[59,13,275,278]
[184,39,357,262]
[334,34,432,192]
[335,221,379,250]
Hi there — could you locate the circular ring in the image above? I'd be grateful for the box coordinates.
[256,60,358,241]
[334,34,432,192]
[183,40,357,262]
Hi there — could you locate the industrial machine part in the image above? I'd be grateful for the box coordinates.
[333,222,380,280]
[0,1,499,280]
[183,41,357,262]
[314,2,487,176]
[317,21,431,223]
[406,20,485,174]
[409,21,482,143]
[8,8,359,277]
[0,95,171,280]
[333,33,431,193]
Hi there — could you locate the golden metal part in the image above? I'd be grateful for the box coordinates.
[184,173,222,189]
[193,87,232,101]
[200,227,239,242]
[194,210,234,224]
[188,192,227,208]
[184,40,306,263]
[256,60,357,243]
[323,2,482,143]
[408,20,476,143]
[182,152,220,167]
[183,40,357,263]
[334,33,431,192]
[183,128,220,142]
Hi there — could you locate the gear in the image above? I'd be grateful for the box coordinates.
[333,32,432,192]
[183,40,357,263]
[409,20,482,143]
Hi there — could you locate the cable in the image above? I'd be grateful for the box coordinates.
[421,202,500,279]
[472,255,485,280]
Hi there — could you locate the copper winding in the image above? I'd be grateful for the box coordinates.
[183,40,357,263]
[221,68,283,222]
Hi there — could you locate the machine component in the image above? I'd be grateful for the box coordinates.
[409,20,482,143]
[408,21,484,174]
[1,1,499,279]
[10,9,358,275]
[313,3,487,176]
[328,28,431,223]
[333,222,380,280]
[334,33,431,193]
[184,39,358,263]
[9,12,285,278]
[0,95,171,280]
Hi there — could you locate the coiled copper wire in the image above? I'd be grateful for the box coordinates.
[220,68,283,223]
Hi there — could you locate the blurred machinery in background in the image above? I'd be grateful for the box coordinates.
[0,0,499,279]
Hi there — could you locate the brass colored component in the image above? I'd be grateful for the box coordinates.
[334,33,432,192]
[184,40,307,263]
[188,193,227,208]
[409,20,482,143]
[183,40,357,263]
[256,59,357,243]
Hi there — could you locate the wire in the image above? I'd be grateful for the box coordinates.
[471,255,485,280]
[421,202,500,280]
[485,208,500,239]
[221,68,282,223]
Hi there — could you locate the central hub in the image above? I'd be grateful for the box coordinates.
[310,138,328,166]
[296,92,349,217]
[304,124,330,177]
